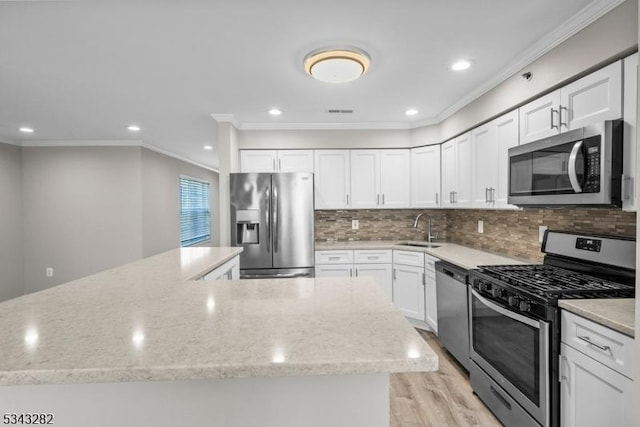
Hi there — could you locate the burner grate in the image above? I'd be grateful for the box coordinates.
[477,264,635,300]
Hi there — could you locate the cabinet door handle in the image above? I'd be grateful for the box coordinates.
[349,268,353,277]
[559,106,568,128]
[382,194,385,205]
[453,191,457,203]
[393,269,397,280]
[355,268,358,277]
[492,188,496,203]
[273,158,276,171]
[422,273,426,286]
[449,191,453,203]
[577,335,611,352]
[550,108,559,130]
[377,194,380,205]
[435,193,439,205]
[621,175,632,200]
[346,194,349,206]
[485,188,489,203]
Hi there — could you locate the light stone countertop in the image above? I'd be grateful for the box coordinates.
[559,299,635,337]
[0,246,436,386]
[315,240,530,269]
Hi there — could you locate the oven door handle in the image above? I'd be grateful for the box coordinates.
[568,140,583,193]
[471,289,541,329]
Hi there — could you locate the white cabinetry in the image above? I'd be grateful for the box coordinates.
[410,145,441,208]
[560,310,635,427]
[622,53,637,212]
[240,150,314,173]
[315,250,392,299]
[441,132,472,207]
[392,250,425,321]
[424,254,438,333]
[314,150,350,209]
[350,149,410,209]
[471,110,519,208]
[519,61,622,144]
[200,256,240,280]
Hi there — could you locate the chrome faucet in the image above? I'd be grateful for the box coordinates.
[413,213,438,243]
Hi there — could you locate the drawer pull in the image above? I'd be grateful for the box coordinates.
[328,257,340,261]
[367,256,378,260]
[490,386,512,410]
[577,335,611,352]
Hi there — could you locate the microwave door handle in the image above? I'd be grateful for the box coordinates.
[568,140,583,193]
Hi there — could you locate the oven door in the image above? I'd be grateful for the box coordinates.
[469,289,550,426]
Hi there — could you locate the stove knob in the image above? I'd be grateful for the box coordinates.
[491,288,504,298]
[479,282,492,292]
[519,300,531,312]
[508,295,519,307]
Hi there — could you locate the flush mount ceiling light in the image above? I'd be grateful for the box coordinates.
[127,125,141,132]
[405,108,419,116]
[304,48,370,83]
[451,60,471,71]
[19,127,34,133]
[203,145,213,150]
[268,108,283,116]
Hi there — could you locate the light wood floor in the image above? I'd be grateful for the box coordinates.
[390,329,502,427]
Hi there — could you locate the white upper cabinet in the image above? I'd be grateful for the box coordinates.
[314,150,350,209]
[441,132,472,208]
[622,53,637,212]
[411,145,441,208]
[379,150,411,208]
[240,150,277,172]
[240,150,314,173]
[350,150,380,209]
[471,110,519,209]
[350,149,410,209]
[519,61,622,144]
[560,61,622,130]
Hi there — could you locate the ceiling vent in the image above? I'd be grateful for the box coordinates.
[326,108,354,114]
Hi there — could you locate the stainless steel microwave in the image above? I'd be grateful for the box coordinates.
[508,119,623,207]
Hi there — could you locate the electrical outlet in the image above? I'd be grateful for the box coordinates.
[539,225,548,243]
[46,267,54,278]
[351,220,359,230]
[477,220,484,234]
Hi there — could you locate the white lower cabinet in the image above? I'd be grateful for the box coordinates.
[424,255,438,333]
[315,250,392,299]
[392,264,425,321]
[560,310,635,427]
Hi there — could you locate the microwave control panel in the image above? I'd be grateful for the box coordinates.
[583,137,601,193]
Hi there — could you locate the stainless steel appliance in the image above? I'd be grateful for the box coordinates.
[435,261,470,370]
[508,120,623,207]
[230,173,315,278]
[468,231,635,427]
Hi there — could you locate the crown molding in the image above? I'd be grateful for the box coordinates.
[141,143,219,173]
[432,0,626,123]
[238,121,412,131]
[210,114,240,129]
[0,138,21,147]
[21,140,141,147]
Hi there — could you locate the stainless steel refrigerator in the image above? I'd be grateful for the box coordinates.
[230,173,315,279]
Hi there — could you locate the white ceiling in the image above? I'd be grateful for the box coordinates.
[0,0,620,169]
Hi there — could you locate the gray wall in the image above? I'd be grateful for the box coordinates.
[21,146,144,293]
[0,143,24,301]
[141,148,218,257]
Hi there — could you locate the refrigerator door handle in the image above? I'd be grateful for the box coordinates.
[265,188,270,253]
[273,185,279,253]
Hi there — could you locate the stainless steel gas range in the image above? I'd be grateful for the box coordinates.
[468,231,635,427]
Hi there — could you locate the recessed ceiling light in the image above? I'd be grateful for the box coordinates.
[203,145,213,150]
[127,125,141,132]
[451,60,471,71]
[268,108,283,116]
[19,127,34,133]
[304,48,370,83]
[405,109,419,116]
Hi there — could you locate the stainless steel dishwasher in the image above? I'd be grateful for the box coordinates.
[435,261,470,370]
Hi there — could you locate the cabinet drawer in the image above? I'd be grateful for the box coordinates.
[315,250,354,265]
[561,310,635,379]
[424,254,439,272]
[393,250,425,268]
[354,250,392,264]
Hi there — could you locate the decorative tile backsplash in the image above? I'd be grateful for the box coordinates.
[315,208,636,262]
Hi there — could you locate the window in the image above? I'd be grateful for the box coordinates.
[180,176,211,246]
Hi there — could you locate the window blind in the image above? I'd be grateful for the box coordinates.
[180,177,211,247]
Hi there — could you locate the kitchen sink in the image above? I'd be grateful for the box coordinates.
[397,242,441,249]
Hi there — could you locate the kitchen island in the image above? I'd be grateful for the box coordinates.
[0,247,437,427]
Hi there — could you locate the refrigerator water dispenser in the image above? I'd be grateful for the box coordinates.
[236,210,260,245]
